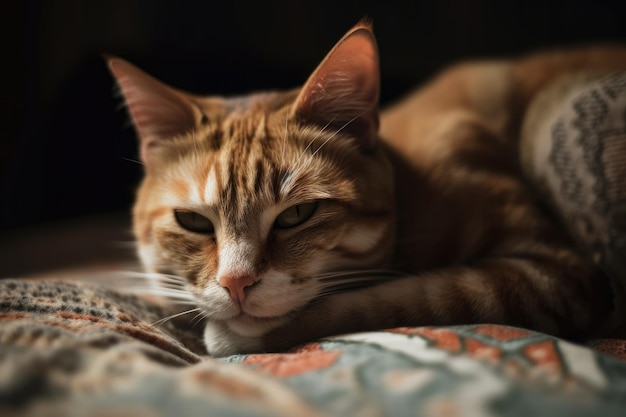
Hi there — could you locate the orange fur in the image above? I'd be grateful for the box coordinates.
[108,23,626,356]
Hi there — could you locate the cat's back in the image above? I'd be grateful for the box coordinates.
[381,45,626,161]
[380,59,513,166]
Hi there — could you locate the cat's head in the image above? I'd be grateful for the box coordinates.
[108,22,395,337]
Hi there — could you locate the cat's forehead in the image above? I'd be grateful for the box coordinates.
[202,92,337,174]
[167,95,353,221]
[195,92,296,154]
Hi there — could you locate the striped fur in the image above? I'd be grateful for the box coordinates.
[109,23,626,356]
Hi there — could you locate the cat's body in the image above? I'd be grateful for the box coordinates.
[108,23,626,356]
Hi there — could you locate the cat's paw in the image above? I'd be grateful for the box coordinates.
[203,321,264,357]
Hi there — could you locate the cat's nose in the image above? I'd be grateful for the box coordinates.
[219,274,258,304]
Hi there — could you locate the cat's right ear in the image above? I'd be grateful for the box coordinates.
[291,21,380,152]
[106,56,197,164]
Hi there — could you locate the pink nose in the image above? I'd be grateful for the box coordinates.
[219,274,258,304]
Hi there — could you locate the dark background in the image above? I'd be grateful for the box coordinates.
[2,0,626,274]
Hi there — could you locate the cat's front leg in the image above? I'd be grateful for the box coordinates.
[259,286,400,352]
[207,252,611,354]
[203,321,264,357]
[258,255,612,352]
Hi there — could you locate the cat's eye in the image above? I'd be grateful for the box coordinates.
[274,202,318,229]
[174,210,215,234]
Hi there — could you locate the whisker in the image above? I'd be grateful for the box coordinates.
[297,116,338,162]
[285,115,339,184]
[108,270,204,307]
[317,269,404,282]
[116,270,188,284]
[68,270,174,289]
[316,282,378,296]
[127,286,195,298]
[190,310,210,327]
[121,157,144,166]
[308,110,366,160]
[152,307,202,326]
[283,111,364,191]
[312,269,406,297]
[139,285,190,295]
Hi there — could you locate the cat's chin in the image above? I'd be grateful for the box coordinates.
[203,321,264,357]
[203,315,288,356]
[226,313,288,337]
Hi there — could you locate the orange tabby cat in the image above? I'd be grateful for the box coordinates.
[108,22,626,356]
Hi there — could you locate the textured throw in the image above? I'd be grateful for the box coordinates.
[1,279,626,417]
[522,71,626,335]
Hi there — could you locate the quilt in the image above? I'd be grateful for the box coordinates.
[1,279,626,417]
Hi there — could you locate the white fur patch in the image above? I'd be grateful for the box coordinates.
[203,321,263,356]
[203,166,219,206]
[216,240,257,282]
[179,166,202,206]
[243,269,313,317]
[259,205,283,239]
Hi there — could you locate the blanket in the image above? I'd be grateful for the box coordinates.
[1,279,626,417]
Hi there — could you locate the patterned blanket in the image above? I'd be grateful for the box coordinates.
[1,279,626,417]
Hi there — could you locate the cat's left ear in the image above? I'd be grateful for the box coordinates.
[106,56,198,164]
[292,22,380,151]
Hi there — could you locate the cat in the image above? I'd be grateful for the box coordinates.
[107,21,626,356]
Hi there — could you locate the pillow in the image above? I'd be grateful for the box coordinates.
[521,71,626,336]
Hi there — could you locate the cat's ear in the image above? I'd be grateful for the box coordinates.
[106,56,198,163]
[292,21,380,151]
